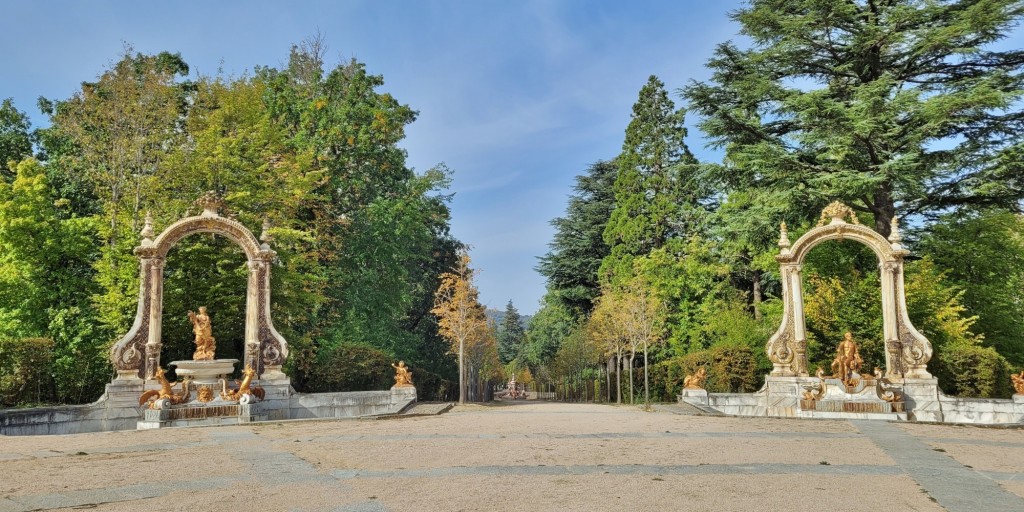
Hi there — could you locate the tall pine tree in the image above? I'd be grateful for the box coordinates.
[497,300,526,364]
[536,160,617,316]
[601,75,700,287]
[685,0,1024,236]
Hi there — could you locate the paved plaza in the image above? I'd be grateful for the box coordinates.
[1,401,1022,511]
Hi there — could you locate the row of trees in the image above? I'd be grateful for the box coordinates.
[526,0,1024,402]
[1,40,464,405]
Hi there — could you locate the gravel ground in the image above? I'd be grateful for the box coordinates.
[0,401,1021,511]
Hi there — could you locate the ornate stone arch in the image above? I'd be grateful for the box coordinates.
[109,193,288,380]
[765,202,932,379]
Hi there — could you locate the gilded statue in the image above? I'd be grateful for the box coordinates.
[188,306,216,360]
[139,366,191,409]
[1012,370,1024,395]
[683,367,708,390]
[392,361,414,388]
[221,365,265,401]
[831,332,864,386]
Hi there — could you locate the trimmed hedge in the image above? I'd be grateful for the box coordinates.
[936,342,1013,398]
[652,345,760,401]
[0,337,55,406]
[301,343,454,400]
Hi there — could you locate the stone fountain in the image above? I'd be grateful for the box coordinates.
[137,306,262,429]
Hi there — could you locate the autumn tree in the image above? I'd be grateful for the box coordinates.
[587,293,628,403]
[432,251,488,404]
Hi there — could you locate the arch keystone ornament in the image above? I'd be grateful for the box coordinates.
[766,203,933,380]
[110,193,289,381]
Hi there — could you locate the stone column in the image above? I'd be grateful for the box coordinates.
[253,252,288,380]
[879,260,901,376]
[788,264,808,376]
[144,257,165,379]
[243,258,262,373]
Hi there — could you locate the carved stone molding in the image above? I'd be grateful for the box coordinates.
[109,199,289,379]
[767,204,932,378]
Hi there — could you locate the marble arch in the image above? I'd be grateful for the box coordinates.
[765,202,932,379]
[109,193,288,380]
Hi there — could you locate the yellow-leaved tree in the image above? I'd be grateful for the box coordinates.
[431,251,489,404]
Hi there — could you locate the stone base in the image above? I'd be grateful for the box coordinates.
[891,378,943,422]
[678,388,709,406]
[6,374,423,435]
[797,410,908,421]
[136,401,260,429]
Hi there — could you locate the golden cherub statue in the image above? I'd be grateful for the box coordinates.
[1012,370,1024,395]
[392,361,414,388]
[683,367,708,390]
[831,331,864,386]
[188,306,216,361]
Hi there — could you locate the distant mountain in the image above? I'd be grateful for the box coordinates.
[485,308,532,329]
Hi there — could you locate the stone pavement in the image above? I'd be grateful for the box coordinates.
[0,401,1021,511]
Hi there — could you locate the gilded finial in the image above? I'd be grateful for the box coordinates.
[888,215,903,248]
[778,221,791,250]
[260,218,273,246]
[196,191,223,217]
[817,201,860,227]
[141,211,155,241]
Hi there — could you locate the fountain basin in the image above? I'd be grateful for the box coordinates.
[170,359,238,385]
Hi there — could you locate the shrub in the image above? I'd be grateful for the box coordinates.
[936,342,1012,398]
[303,343,394,392]
[301,342,455,400]
[0,337,55,406]
[652,344,759,400]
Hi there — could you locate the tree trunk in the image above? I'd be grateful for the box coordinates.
[458,338,465,404]
[615,351,622,404]
[871,185,895,238]
[752,270,763,321]
[627,353,634,405]
[643,339,650,409]
[605,360,612,403]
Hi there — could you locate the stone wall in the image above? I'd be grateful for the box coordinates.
[0,384,418,436]
[690,377,1024,425]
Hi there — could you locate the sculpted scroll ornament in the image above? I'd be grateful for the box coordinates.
[108,193,290,379]
[768,203,932,379]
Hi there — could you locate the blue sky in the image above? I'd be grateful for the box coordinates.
[1,1,745,313]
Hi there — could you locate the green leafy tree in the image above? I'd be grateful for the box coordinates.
[43,48,192,337]
[0,159,104,403]
[17,42,462,403]
[536,160,617,316]
[0,99,32,180]
[521,295,577,371]
[497,300,526,364]
[686,0,1024,236]
[918,210,1024,366]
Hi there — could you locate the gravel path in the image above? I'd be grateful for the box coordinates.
[0,401,1021,511]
